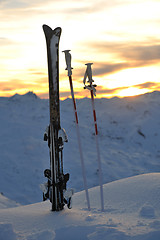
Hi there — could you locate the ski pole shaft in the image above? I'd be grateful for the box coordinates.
[69,76,90,211]
[63,50,91,211]
[83,62,104,212]
[91,90,98,135]
[68,76,78,124]
[90,90,104,212]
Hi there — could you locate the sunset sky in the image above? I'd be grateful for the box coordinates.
[0,0,160,99]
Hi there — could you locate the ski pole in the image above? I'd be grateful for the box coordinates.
[63,50,91,211]
[83,63,104,212]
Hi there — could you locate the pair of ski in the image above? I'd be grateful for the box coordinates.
[41,25,73,211]
[42,25,104,212]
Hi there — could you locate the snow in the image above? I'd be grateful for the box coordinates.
[0,173,160,239]
[0,193,20,209]
[0,91,160,239]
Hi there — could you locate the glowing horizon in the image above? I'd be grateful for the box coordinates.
[0,0,160,99]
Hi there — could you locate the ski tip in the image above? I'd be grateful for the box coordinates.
[42,25,62,41]
[54,27,62,36]
[42,24,52,31]
[42,25,62,34]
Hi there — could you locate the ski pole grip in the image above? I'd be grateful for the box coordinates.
[63,50,73,76]
[85,63,93,84]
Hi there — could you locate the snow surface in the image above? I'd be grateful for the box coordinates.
[1,91,160,239]
[0,173,160,239]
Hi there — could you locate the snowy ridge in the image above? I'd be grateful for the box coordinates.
[0,91,160,205]
[9,91,38,102]
[1,91,160,239]
[0,173,160,239]
[0,194,20,209]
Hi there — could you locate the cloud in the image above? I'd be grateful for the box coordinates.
[0,0,52,9]
[96,85,128,95]
[134,82,160,90]
[0,0,55,21]
[78,41,160,76]
[87,41,160,61]
[0,0,28,9]
[94,82,160,97]
[93,62,130,76]
[0,38,16,46]
[59,0,123,15]
[121,45,160,62]
[0,80,34,91]
[0,0,126,17]
[0,77,48,93]
[27,69,47,76]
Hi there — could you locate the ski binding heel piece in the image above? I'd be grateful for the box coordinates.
[64,188,74,209]
[58,128,68,142]
[39,182,48,194]
[44,126,49,141]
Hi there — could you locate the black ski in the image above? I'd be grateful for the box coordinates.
[42,24,69,211]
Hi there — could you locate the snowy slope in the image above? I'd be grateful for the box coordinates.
[0,173,160,240]
[0,91,160,205]
[0,193,20,209]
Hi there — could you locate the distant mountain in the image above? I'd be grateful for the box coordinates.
[10,91,39,101]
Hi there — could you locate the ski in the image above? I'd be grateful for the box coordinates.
[42,25,70,211]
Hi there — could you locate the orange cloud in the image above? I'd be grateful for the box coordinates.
[134,82,160,90]
[0,78,48,97]
[94,82,160,98]
[77,41,160,77]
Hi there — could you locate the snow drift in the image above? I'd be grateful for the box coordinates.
[0,173,160,240]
